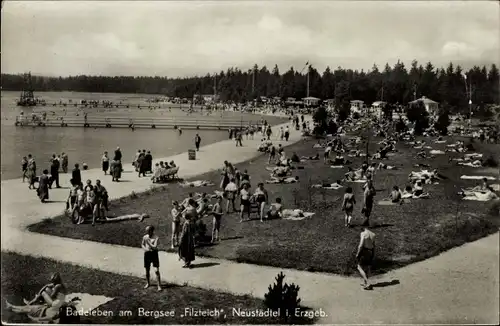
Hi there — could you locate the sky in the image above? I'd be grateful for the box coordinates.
[1,0,499,77]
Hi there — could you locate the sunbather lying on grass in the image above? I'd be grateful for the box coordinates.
[266,176,299,184]
[300,153,320,161]
[458,188,498,201]
[311,180,343,189]
[377,163,397,170]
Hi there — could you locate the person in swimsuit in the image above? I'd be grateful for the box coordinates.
[342,186,356,227]
[253,183,268,222]
[66,180,79,211]
[413,181,424,197]
[211,196,223,242]
[224,178,238,213]
[101,151,109,175]
[7,272,67,322]
[239,183,251,222]
[389,186,402,203]
[356,226,376,290]
[267,197,283,219]
[171,201,182,249]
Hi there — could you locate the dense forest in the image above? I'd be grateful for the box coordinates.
[1,60,499,112]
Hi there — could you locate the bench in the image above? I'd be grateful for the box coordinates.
[152,166,180,183]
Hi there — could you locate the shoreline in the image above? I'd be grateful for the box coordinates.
[0,111,290,181]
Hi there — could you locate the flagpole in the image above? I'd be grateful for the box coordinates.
[307,67,310,98]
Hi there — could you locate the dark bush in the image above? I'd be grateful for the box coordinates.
[264,272,301,323]
[435,108,451,135]
[395,117,407,133]
[407,101,430,135]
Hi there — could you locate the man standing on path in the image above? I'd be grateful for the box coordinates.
[356,226,375,290]
[194,133,201,151]
[141,226,162,291]
[49,154,61,188]
[114,147,122,162]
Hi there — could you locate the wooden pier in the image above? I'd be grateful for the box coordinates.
[14,115,264,130]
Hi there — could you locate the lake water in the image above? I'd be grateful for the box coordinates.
[1,91,285,180]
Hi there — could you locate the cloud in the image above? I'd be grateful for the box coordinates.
[1,0,499,76]
[258,15,283,31]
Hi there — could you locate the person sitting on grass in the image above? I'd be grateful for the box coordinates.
[389,186,402,203]
[224,178,238,213]
[344,167,356,182]
[270,165,290,177]
[413,181,424,197]
[6,272,67,322]
[329,154,348,166]
[211,196,223,243]
[267,197,283,219]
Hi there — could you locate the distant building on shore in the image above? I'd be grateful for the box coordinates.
[303,97,321,107]
[350,100,366,113]
[193,94,219,103]
[371,101,387,119]
[409,96,439,115]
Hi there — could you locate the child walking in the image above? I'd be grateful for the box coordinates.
[141,226,162,291]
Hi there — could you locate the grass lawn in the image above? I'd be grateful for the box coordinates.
[1,252,315,324]
[29,133,500,276]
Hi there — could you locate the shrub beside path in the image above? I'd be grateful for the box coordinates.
[1,117,498,324]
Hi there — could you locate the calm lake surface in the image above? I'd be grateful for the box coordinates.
[1,91,286,180]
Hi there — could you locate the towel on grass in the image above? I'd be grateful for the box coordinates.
[346,179,368,183]
[377,200,402,206]
[460,175,496,181]
[180,180,215,187]
[434,140,447,144]
[66,293,114,315]
[330,165,344,169]
[429,150,445,155]
[458,161,482,168]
